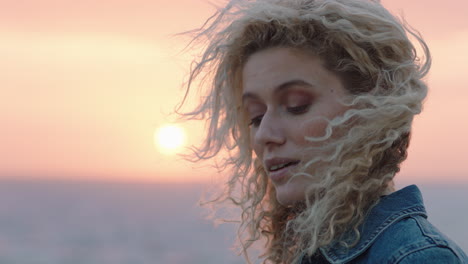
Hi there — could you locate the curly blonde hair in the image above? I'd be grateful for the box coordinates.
[177,0,431,263]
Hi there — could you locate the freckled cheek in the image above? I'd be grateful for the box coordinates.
[297,119,330,143]
[297,105,351,144]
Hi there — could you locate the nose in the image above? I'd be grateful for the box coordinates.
[253,111,286,148]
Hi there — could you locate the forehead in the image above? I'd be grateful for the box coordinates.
[242,47,319,81]
[241,47,338,96]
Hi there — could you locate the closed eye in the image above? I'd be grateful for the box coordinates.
[249,115,263,127]
[287,104,310,115]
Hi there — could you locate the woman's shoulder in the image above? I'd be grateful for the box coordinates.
[367,214,468,263]
[316,186,467,264]
[361,185,468,263]
[305,214,467,264]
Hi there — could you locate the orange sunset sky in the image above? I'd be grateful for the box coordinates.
[0,0,467,183]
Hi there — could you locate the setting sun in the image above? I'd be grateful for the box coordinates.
[155,124,186,154]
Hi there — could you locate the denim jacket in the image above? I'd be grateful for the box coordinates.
[301,185,468,264]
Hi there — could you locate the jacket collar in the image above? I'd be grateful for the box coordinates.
[319,185,427,264]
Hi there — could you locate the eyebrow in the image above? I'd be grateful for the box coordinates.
[241,79,313,103]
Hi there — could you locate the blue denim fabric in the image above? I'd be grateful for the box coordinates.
[301,185,468,263]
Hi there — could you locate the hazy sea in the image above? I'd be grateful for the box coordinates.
[0,180,466,264]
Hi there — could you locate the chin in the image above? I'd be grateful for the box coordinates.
[274,177,309,206]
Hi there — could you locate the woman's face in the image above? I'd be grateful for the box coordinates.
[242,47,350,205]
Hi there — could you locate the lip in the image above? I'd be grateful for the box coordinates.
[264,157,300,183]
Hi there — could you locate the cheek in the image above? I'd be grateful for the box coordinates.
[297,104,351,143]
[298,119,330,142]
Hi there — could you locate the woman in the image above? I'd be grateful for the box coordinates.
[178,0,468,263]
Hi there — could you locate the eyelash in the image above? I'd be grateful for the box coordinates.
[286,104,310,114]
[249,115,263,127]
[248,104,311,127]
